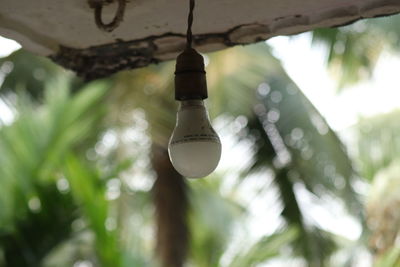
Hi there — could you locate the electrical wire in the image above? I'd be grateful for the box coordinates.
[186,0,195,48]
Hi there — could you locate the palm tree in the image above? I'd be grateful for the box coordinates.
[310,12,400,265]
[0,70,126,266]
[0,35,366,267]
[109,43,362,266]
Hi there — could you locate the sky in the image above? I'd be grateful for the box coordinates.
[0,36,20,57]
[0,36,21,124]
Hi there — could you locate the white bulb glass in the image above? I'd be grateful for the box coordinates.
[168,100,221,178]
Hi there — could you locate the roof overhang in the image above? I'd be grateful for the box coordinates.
[1,0,399,79]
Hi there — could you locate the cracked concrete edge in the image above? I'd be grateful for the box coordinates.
[50,1,400,80]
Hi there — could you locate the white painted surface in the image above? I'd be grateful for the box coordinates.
[1,0,399,57]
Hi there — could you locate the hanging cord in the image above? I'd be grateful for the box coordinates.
[88,0,126,32]
[186,0,195,48]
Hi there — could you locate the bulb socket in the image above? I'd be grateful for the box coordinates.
[175,48,208,100]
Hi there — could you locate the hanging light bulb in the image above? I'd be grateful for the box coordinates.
[169,99,221,178]
[168,0,221,178]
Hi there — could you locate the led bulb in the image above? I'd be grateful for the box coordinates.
[168,100,221,178]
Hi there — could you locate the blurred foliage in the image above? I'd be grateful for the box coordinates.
[0,45,362,267]
[230,228,298,267]
[3,13,400,267]
[355,110,400,265]
[356,110,400,182]
[0,70,124,266]
[0,50,85,99]
[110,43,362,266]
[312,26,383,89]
[374,246,400,267]
[188,179,245,267]
[311,15,400,89]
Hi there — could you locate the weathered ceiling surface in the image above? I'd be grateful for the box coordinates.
[1,0,399,80]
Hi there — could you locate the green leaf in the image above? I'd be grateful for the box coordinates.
[64,154,123,267]
[230,228,298,267]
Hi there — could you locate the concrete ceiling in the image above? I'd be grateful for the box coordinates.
[1,0,399,79]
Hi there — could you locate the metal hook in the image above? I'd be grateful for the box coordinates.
[89,0,126,32]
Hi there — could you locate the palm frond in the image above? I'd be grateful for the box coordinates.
[64,154,123,267]
[226,44,363,264]
[355,109,400,181]
[188,177,245,267]
[311,14,400,89]
[230,228,298,267]
[0,78,110,266]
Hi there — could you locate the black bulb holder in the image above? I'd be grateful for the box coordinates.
[174,47,208,101]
